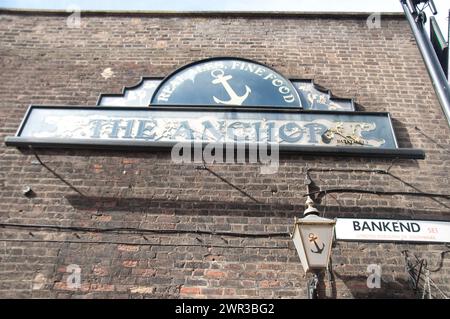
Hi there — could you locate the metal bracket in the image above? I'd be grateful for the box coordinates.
[403,250,425,293]
[307,272,319,299]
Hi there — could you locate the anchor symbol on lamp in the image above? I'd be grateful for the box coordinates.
[308,233,325,254]
[211,69,251,105]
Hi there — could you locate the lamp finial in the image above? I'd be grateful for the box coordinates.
[304,196,319,216]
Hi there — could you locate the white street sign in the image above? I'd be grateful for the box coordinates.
[335,218,450,243]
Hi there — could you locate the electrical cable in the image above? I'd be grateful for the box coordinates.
[305,167,450,205]
[31,148,450,210]
[0,222,290,238]
[31,147,86,197]
[32,147,261,203]
[19,149,449,255]
[415,126,450,153]
[0,238,291,250]
[402,249,450,299]
[304,188,450,199]
[197,159,260,203]
[427,250,450,272]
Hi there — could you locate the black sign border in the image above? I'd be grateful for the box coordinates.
[96,76,163,106]
[5,105,425,159]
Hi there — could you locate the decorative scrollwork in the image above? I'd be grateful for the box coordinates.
[321,122,382,146]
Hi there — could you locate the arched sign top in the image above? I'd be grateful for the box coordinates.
[151,57,302,108]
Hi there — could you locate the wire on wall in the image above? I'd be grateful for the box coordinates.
[31,148,450,210]
[304,188,450,200]
[0,238,291,250]
[305,167,450,209]
[403,250,449,299]
[0,222,290,238]
[31,147,86,197]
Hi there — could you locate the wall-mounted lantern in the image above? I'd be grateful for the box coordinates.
[291,196,336,298]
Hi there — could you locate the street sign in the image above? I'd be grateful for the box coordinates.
[336,218,450,243]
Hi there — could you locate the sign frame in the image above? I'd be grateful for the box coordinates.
[5,104,425,159]
[335,218,450,244]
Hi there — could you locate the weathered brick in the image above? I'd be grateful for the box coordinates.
[0,10,449,300]
[204,270,226,279]
[117,245,140,252]
[180,286,202,295]
[90,284,115,292]
[129,286,155,294]
[122,260,138,268]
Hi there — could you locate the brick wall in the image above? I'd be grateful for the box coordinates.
[0,10,449,299]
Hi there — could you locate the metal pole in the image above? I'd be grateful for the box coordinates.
[400,0,450,129]
[307,272,319,299]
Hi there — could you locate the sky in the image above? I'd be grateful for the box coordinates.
[0,0,448,40]
[0,0,404,12]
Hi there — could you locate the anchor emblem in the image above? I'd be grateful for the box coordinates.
[211,69,251,105]
[308,233,325,254]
